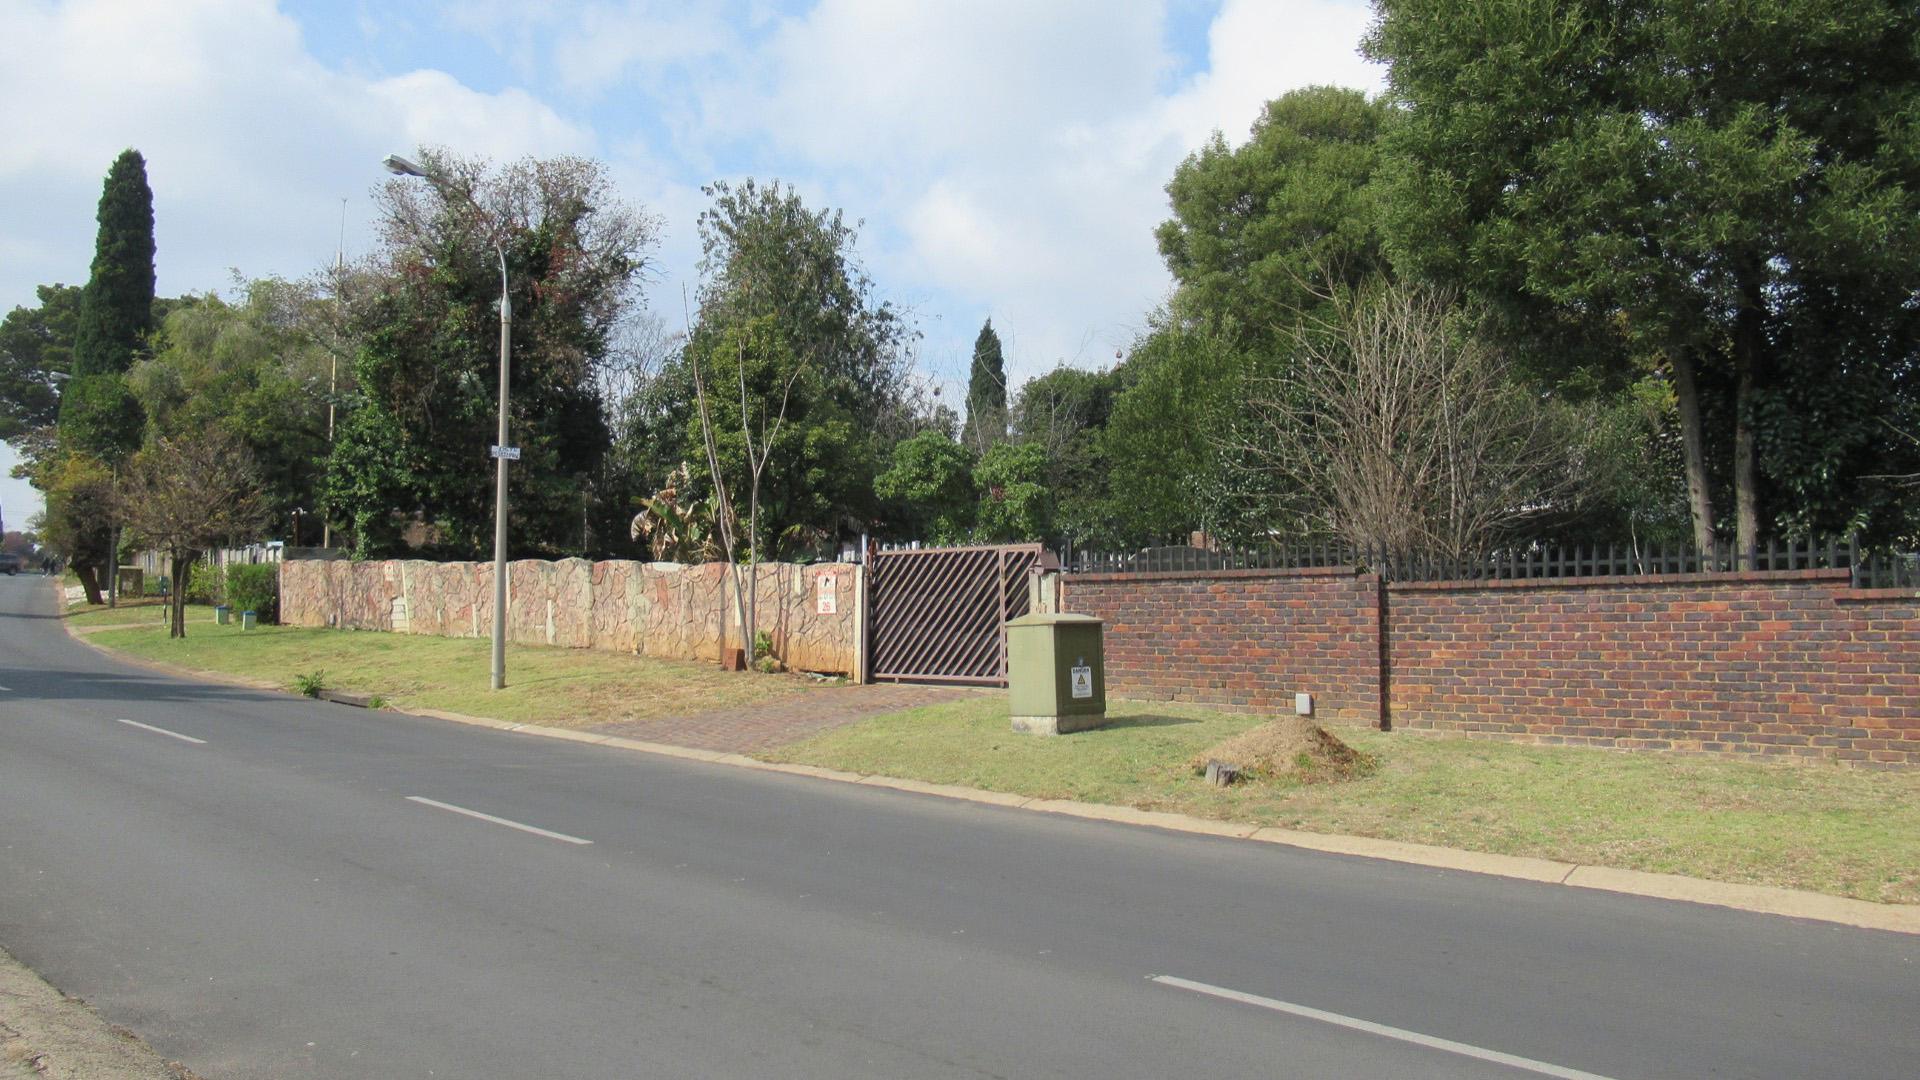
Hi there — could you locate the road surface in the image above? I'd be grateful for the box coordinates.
[0,574,1914,1078]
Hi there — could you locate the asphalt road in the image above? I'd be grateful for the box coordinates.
[0,574,1914,1079]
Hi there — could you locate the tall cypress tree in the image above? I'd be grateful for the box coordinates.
[963,318,1007,453]
[71,150,155,377]
[61,149,153,459]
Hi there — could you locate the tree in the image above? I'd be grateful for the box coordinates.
[1102,86,1399,547]
[0,284,81,442]
[1155,86,1394,352]
[62,149,155,461]
[875,430,977,543]
[70,150,156,380]
[1102,316,1254,544]
[1367,0,1920,552]
[326,151,659,558]
[962,319,1008,453]
[974,441,1051,542]
[115,431,266,639]
[1229,281,1587,563]
[1009,364,1126,548]
[37,452,116,604]
[646,179,919,554]
[130,282,336,529]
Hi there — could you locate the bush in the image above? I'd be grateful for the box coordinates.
[225,563,279,623]
[293,670,326,698]
[184,565,224,605]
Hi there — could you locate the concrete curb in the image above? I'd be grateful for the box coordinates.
[66,618,1920,936]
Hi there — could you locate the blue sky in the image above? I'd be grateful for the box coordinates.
[0,0,1383,526]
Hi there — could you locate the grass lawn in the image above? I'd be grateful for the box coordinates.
[763,695,1920,905]
[65,598,180,627]
[87,619,814,730]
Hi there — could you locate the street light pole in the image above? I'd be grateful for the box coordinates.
[384,153,512,690]
[489,244,510,690]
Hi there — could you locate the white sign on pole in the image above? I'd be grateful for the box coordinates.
[816,570,839,615]
[490,445,521,461]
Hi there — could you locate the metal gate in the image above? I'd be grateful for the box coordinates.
[868,544,1051,685]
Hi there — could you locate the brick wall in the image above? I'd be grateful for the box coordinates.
[1390,570,1920,765]
[1063,568,1384,725]
[1062,566,1920,764]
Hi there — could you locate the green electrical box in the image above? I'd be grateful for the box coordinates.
[1007,612,1107,735]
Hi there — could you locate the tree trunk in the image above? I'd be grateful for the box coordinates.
[171,556,191,639]
[745,485,760,666]
[1670,349,1717,554]
[1732,267,1766,566]
[75,563,104,606]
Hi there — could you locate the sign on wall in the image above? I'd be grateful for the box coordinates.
[816,570,838,615]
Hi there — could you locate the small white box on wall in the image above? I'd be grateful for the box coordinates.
[1295,692,1313,716]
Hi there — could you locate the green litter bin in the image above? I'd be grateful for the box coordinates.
[1006,612,1106,735]
[240,610,257,630]
[214,605,231,625]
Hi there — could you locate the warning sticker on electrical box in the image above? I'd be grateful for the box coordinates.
[1070,664,1093,699]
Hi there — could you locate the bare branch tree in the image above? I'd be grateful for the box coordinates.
[115,431,267,639]
[1229,281,1584,568]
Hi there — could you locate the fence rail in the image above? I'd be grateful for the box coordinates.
[1064,535,1919,589]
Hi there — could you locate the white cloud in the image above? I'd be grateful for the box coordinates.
[0,0,601,520]
[716,0,1385,383]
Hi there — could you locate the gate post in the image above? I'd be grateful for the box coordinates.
[852,562,868,684]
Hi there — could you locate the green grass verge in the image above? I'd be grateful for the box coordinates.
[65,598,182,626]
[88,620,813,730]
[763,695,1920,905]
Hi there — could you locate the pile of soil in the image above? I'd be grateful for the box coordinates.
[1190,716,1372,784]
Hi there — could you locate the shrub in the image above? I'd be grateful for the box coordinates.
[225,563,279,623]
[293,670,326,698]
[185,565,224,605]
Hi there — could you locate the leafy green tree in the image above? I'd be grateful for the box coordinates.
[0,284,81,442]
[875,430,977,543]
[38,452,116,604]
[1009,364,1127,548]
[129,282,335,530]
[1156,86,1394,352]
[688,314,861,559]
[974,441,1050,542]
[326,151,658,557]
[1101,317,1255,545]
[962,318,1008,453]
[1103,86,1398,547]
[1367,0,1920,550]
[643,179,919,554]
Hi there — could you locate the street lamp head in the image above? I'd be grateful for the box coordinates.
[382,154,427,178]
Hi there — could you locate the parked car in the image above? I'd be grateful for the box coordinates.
[0,553,21,576]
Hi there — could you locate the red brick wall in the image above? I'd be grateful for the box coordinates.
[1063,566,1920,764]
[1389,570,1920,765]
[1063,568,1383,725]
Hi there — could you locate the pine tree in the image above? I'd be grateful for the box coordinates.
[963,318,1007,454]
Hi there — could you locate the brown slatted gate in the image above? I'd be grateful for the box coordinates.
[868,544,1050,685]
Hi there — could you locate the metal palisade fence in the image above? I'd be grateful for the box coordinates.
[1065,535,1920,589]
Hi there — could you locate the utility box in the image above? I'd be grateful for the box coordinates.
[1007,612,1107,735]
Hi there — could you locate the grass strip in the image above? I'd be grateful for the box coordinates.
[88,619,813,730]
[763,695,1920,905]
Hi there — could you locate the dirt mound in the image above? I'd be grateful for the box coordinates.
[1190,716,1372,784]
